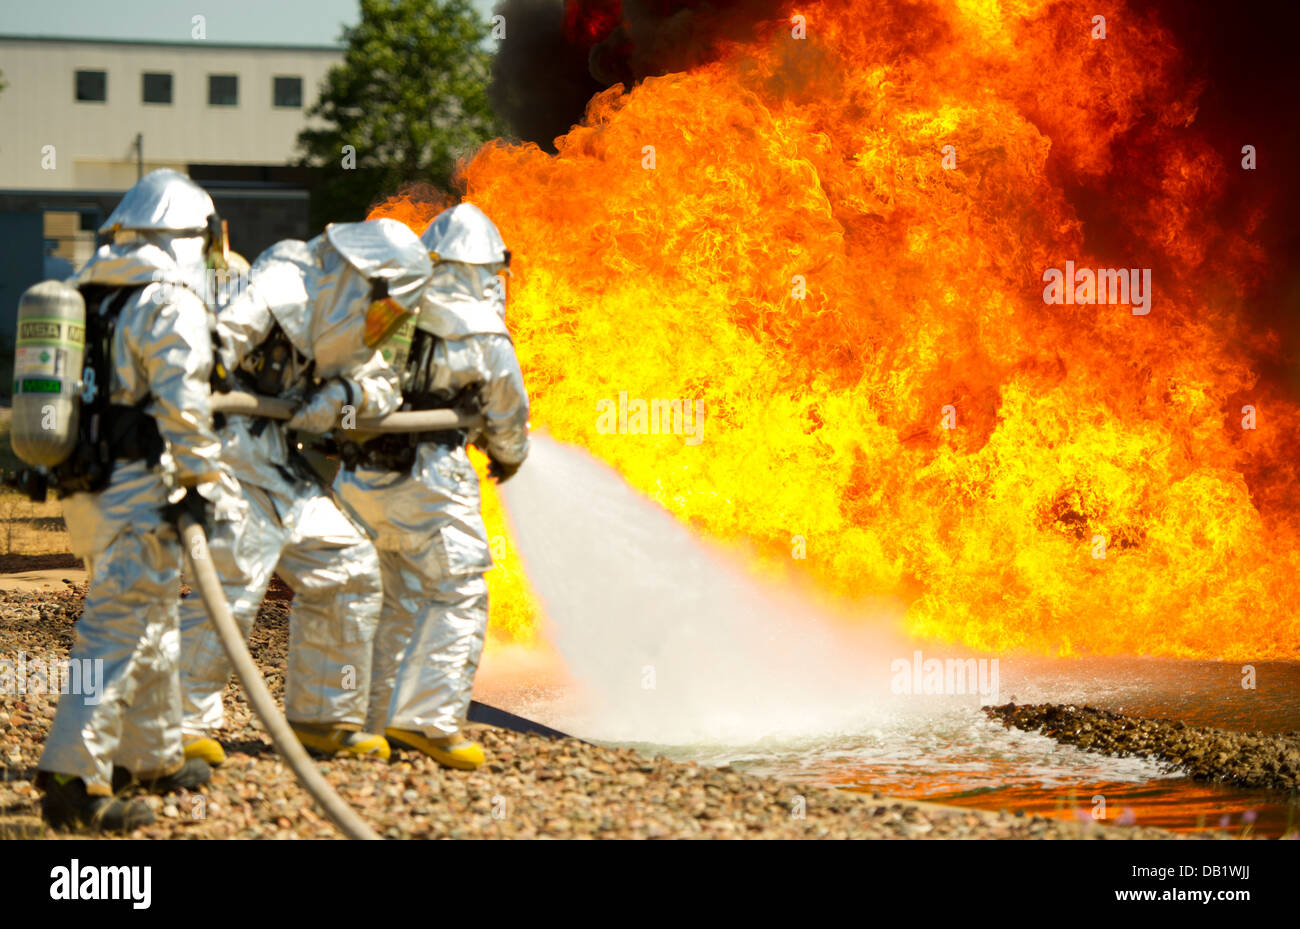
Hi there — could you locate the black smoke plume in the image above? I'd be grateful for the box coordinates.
[489,0,606,150]
[489,0,790,148]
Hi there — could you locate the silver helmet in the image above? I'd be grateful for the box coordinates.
[415,205,511,340]
[420,203,509,266]
[99,169,216,236]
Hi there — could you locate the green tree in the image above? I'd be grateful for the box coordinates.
[298,0,503,228]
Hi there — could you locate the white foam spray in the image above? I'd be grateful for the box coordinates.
[498,434,907,748]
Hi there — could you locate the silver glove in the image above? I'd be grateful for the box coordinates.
[286,379,351,434]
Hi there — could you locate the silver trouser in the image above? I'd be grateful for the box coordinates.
[335,442,492,737]
[372,551,488,736]
[39,463,184,793]
[178,480,383,734]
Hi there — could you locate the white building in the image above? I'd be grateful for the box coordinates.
[0,35,340,191]
[0,34,343,348]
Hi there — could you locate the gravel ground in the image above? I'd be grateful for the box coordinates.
[986,703,1300,791]
[1,584,1215,839]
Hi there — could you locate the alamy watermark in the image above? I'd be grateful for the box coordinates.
[50,859,151,909]
[596,391,704,445]
[0,651,104,704]
[1042,261,1151,315]
[890,650,1000,704]
[148,268,250,308]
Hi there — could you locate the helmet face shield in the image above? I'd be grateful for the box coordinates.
[296,221,431,378]
[363,278,413,348]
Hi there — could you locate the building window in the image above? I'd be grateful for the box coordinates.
[208,74,238,107]
[273,76,303,109]
[142,72,173,105]
[75,70,107,103]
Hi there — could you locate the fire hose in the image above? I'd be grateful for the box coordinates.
[176,393,484,840]
[179,513,381,840]
[209,391,483,433]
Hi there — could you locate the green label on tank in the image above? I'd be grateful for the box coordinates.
[380,316,416,369]
[18,378,62,394]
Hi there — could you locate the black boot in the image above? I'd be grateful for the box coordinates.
[37,771,155,832]
[135,758,213,793]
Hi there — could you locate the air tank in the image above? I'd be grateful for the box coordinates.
[10,280,85,468]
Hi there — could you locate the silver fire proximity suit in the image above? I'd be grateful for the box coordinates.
[334,204,530,756]
[177,219,432,740]
[38,170,232,797]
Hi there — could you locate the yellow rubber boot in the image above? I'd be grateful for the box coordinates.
[385,728,484,770]
[183,735,227,766]
[291,723,390,760]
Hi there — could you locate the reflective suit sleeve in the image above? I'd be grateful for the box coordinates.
[343,350,402,419]
[473,334,530,467]
[214,285,277,375]
[131,285,223,486]
[215,242,316,372]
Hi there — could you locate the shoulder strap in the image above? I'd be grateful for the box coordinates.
[76,284,146,408]
[402,328,442,405]
[77,283,142,318]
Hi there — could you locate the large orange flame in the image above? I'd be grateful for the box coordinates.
[374,0,1300,659]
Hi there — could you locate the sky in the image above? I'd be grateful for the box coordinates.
[0,0,500,46]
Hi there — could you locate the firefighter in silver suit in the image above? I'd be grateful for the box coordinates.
[36,169,233,830]
[334,204,530,769]
[176,218,433,764]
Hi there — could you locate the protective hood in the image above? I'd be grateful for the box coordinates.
[327,219,433,314]
[73,233,209,300]
[420,202,508,265]
[245,219,433,379]
[99,169,216,236]
[416,204,510,339]
[416,262,510,339]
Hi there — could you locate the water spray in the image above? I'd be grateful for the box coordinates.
[497,433,905,747]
